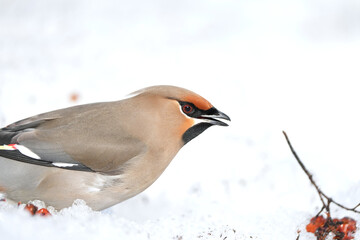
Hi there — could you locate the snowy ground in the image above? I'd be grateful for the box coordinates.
[1,0,360,239]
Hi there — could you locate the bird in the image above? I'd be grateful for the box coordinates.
[0,85,230,210]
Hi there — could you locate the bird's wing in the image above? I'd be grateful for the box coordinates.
[0,102,146,175]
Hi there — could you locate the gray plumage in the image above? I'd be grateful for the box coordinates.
[0,85,230,210]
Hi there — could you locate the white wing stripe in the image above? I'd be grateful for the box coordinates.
[52,162,78,167]
[14,145,41,159]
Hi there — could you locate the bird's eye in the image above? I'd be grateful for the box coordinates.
[182,104,194,114]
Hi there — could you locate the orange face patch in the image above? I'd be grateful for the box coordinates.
[183,95,212,110]
[178,117,195,137]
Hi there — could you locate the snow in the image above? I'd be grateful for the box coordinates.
[1,0,360,239]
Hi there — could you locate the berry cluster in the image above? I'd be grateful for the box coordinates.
[22,203,51,217]
[306,215,356,240]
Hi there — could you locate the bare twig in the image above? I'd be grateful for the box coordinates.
[282,131,360,214]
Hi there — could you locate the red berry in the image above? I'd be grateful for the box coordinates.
[36,208,51,217]
[24,203,38,216]
[306,216,326,233]
[336,217,356,240]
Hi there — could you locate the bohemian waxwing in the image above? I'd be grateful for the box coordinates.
[0,85,230,210]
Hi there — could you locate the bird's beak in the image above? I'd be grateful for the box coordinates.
[199,109,231,127]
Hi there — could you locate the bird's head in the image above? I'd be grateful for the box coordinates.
[130,85,230,145]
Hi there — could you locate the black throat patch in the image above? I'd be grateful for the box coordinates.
[182,122,212,145]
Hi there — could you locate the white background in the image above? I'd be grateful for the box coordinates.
[1,0,360,239]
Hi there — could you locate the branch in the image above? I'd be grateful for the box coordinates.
[282,131,360,214]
